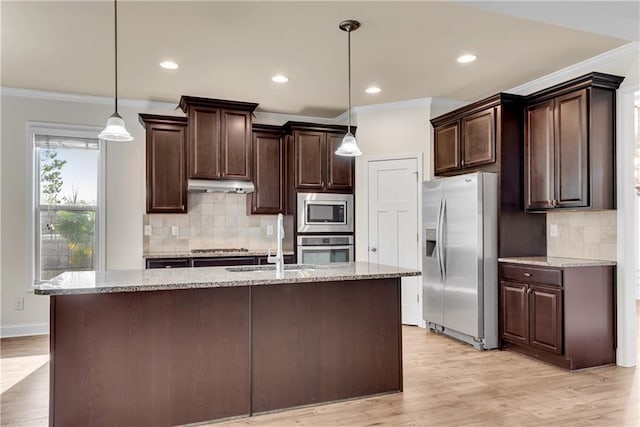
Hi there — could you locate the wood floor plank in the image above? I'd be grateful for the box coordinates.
[1,301,638,426]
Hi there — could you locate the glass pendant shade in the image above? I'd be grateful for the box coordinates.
[336,19,362,157]
[98,112,134,142]
[335,132,362,156]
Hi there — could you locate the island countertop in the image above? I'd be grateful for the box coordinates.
[34,262,421,296]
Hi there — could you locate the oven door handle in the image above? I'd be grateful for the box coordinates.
[298,245,354,250]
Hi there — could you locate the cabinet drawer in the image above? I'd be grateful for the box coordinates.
[146,258,190,269]
[191,257,257,267]
[501,264,562,286]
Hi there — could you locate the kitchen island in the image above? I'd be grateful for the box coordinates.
[35,262,420,427]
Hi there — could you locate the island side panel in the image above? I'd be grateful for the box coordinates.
[251,278,402,414]
[50,287,251,427]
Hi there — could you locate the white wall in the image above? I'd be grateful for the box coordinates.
[353,100,431,263]
[0,92,179,336]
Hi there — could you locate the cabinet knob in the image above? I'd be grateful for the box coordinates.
[165,266,172,269]
[552,199,558,207]
[527,288,533,294]
[370,247,377,253]
[461,160,465,166]
[524,273,532,277]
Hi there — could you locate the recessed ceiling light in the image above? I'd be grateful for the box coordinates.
[365,86,381,94]
[160,61,179,70]
[457,54,477,64]
[272,74,289,83]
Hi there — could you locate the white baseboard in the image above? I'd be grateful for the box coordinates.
[1,323,48,338]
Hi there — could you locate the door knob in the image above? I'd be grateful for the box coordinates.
[370,247,377,253]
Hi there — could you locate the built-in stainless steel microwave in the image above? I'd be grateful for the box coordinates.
[297,193,354,234]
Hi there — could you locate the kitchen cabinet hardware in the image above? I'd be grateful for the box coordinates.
[524,272,531,277]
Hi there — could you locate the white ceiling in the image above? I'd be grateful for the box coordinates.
[1,1,634,117]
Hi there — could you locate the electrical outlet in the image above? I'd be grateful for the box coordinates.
[144,225,152,236]
[266,225,274,236]
[550,224,558,238]
[13,297,24,311]
[171,226,179,237]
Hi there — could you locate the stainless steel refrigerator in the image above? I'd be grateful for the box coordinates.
[422,172,498,350]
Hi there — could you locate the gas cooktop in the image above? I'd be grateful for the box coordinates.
[190,248,249,254]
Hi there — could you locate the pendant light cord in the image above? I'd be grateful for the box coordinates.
[347,28,351,134]
[114,0,119,114]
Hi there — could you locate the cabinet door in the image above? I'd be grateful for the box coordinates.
[146,123,187,213]
[461,108,495,168]
[500,281,529,345]
[434,122,460,175]
[251,131,284,214]
[188,106,221,179]
[295,131,325,190]
[529,284,563,354]
[326,132,354,191]
[221,110,252,180]
[525,100,555,210]
[554,89,588,208]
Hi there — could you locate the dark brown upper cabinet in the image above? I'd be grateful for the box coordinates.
[284,122,355,193]
[432,94,518,176]
[179,96,258,181]
[248,125,285,214]
[524,72,624,212]
[139,114,188,214]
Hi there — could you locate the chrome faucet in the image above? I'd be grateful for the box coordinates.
[267,213,285,274]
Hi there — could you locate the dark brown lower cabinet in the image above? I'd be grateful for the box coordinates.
[499,262,615,370]
[49,278,402,426]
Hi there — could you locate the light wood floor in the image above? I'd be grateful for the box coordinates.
[1,304,638,427]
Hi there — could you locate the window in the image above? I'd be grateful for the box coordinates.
[31,125,104,283]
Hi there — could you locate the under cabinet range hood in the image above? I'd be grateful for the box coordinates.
[187,179,255,194]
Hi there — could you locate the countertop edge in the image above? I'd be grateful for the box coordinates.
[498,257,617,268]
[34,271,421,296]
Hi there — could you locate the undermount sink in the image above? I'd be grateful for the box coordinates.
[225,264,320,273]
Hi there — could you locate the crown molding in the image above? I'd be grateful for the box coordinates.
[1,87,179,111]
[507,42,639,95]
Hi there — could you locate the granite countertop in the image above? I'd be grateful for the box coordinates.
[34,262,421,296]
[498,256,617,267]
[144,250,295,259]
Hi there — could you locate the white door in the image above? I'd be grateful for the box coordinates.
[368,157,421,325]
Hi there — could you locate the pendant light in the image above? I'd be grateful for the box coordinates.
[98,0,133,142]
[335,20,362,157]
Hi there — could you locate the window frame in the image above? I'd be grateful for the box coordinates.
[27,122,106,288]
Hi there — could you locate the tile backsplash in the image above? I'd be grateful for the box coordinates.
[143,193,293,253]
[546,210,616,261]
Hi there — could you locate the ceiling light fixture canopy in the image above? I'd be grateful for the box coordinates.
[335,19,362,157]
[99,0,133,142]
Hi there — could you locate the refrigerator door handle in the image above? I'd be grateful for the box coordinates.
[440,198,446,281]
[436,197,445,279]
